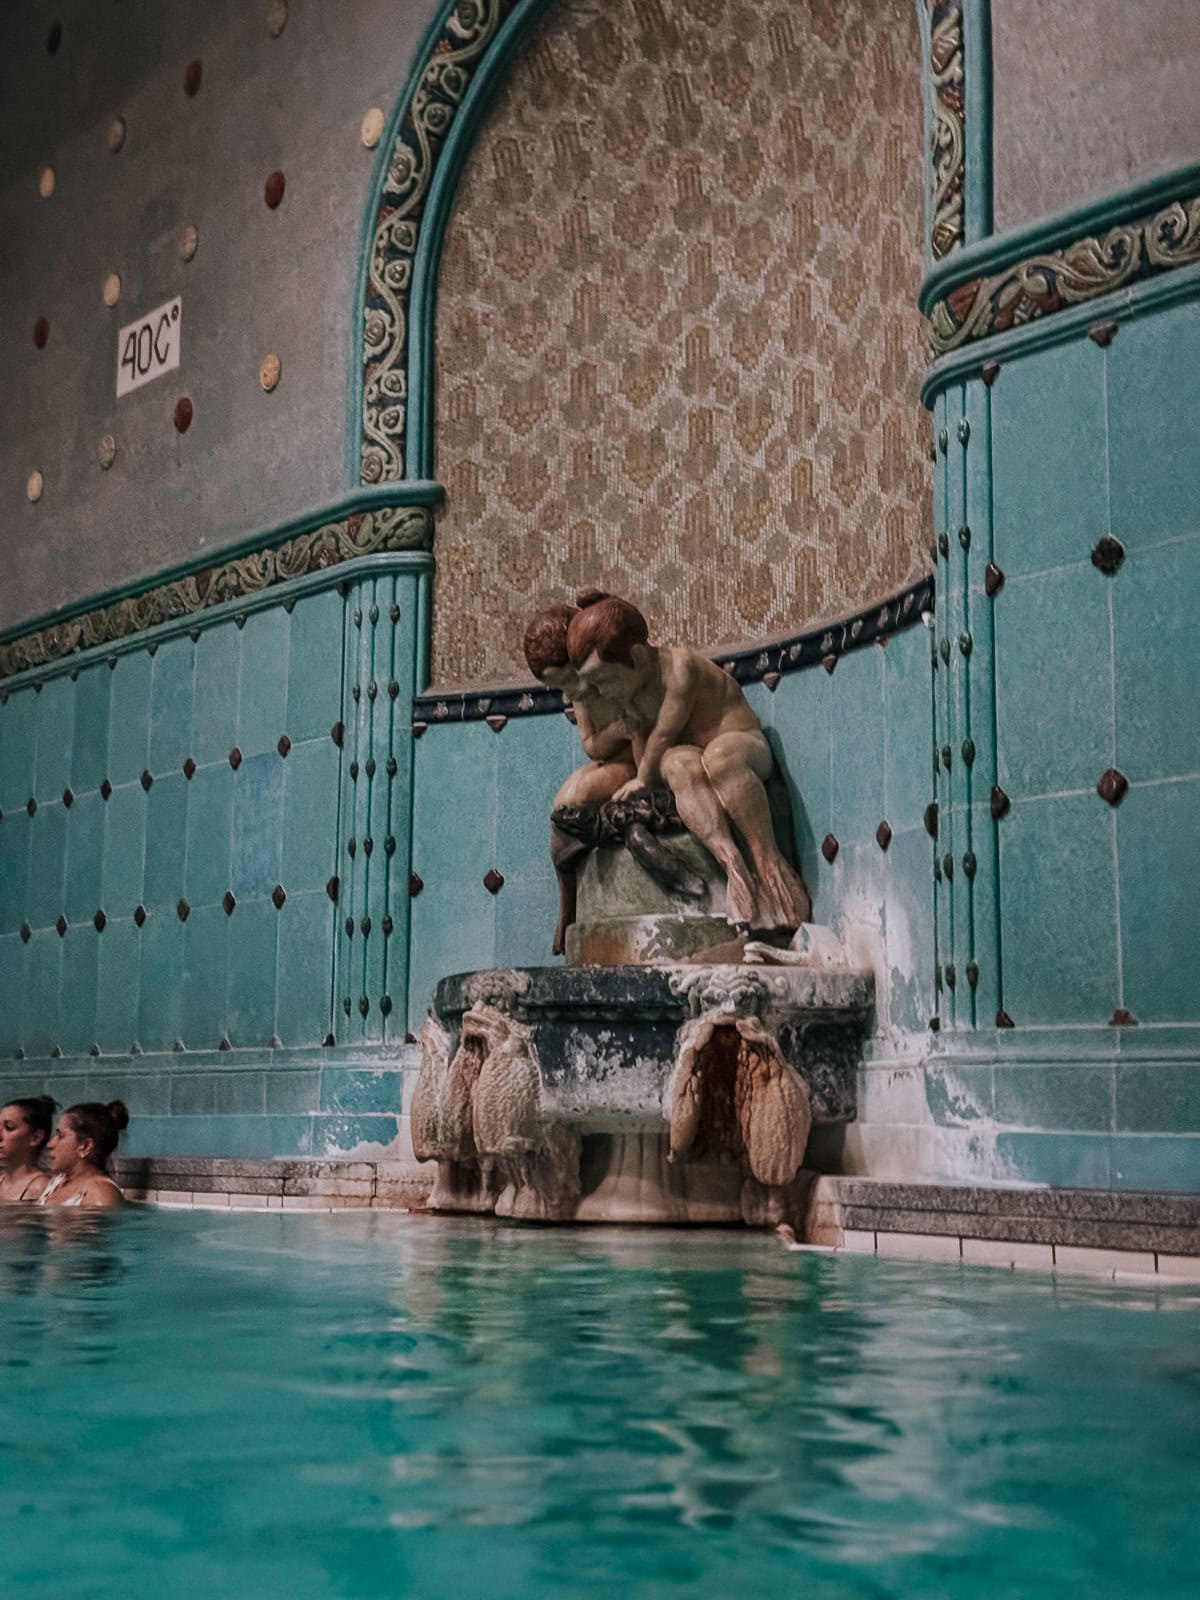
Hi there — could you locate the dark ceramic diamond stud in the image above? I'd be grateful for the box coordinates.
[264,170,286,208]
[94,910,106,932]
[822,654,837,675]
[382,916,393,936]
[380,995,393,1016]
[962,851,977,878]
[349,761,359,781]
[325,876,339,903]
[1091,536,1125,575]
[141,769,153,791]
[409,872,424,897]
[984,562,1005,597]
[483,868,505,895]
[875,820,892,851]
[177,899,190,921]
[996,1011,1015,1028]
[1088,320,1118,347]
[183,758,196,779]
[345,917,355,937]
[966,961,979,988]
[272,884,287,909]
[1097,768,1128,806]
[277,735,291,758]
[26,798,37,817]
[55,915,67,937]
[821,834,839,864]
[20,924,31,944]
[1109,1009,1137,1026]
[223,891,236,915]
[961,738,975,766]
[981,361,1000,387]
[924,802,938,839]
[358,997,370,1017]
[365,758,376,779]
[990,785,1010,820]
[360,917,372,937]
[174,396,193,433]
[134,905,146,927]
[386,758,397,778]
[183,59,203,96]
[100,779,112,799]
[331,722,344,747]
[944,963,956,989]
[62,786,74,808]
[229,747,242,771]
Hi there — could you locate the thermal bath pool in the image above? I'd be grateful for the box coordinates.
[0,1210,1196,1599]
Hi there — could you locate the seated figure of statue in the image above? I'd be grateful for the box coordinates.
[523,601,637,955]
[566,593,811,932]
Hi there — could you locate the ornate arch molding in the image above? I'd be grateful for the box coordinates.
[357,0,554,486]
[925,0,965,259]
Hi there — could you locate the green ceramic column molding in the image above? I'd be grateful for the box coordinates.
[961,0,993,244]
[331,559,430,1044]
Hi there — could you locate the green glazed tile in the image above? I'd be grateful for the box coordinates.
[237,606,290,756]
[265,1068,321,1114]
[999,793,1118,1026]
[925,1062,994,1125]
[170,1072,217,1116]
[58,926,99,1057]
[830,645,885,847]
[1118,778,1200,1023]
[191,624,240,767]
[181,904,230,1050]
[286,588,345,742]
[1108,299,1200,550]
[276,889,334,1047]
[493,873,559,970]
[770,664,832,860]
[884,623,935,834]
[143,773,189,908]
[22,933,61,1058]
[211,1071,267,1116]
[64,790,104,922]
[1113,538,1200,784]
[884,825,936,1033]
[0,690,38,812]
[995,566,1112,800]
[102,784,146,909]
[994,1130,1111,1188]
[0,935,24,1053]
[184,764,234,908]
[991,338,1107,577]
[280,738,339,893]
[496,719,569,883]
[314,1113,399,1155]
[319,1067,403,1115]
[407,882,496,1034]
[70,665,112,792]
[993,1063,1113,1133]
[231,754,283,897]
[225,896,279,1048]
[107,652,151,784]
[411,722,498,890]
[0,816,31,924]
[148,636,196,773]
[138,913,184,1052]
[95,922,141,1053]
[1109,1134,1200,1192]
[1116,1063,1200,1134]
[34,674,76,799]
[26,805,67,928]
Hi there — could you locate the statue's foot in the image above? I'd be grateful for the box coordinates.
[750,857,812,931]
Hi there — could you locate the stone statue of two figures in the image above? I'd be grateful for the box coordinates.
[522,590,812,961]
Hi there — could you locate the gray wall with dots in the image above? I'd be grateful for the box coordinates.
[0,0,441,634]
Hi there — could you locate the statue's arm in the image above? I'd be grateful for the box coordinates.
[632,671,694,789]
[574,699,632,762]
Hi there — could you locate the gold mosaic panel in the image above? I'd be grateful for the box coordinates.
[433,0,931,686]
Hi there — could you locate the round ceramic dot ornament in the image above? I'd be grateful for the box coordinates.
[259,353,281,392]
[361,107,384,148]
[177,223,199,261]
[267,1,288,38]
[27,470,44,502]
[97,435,117,470]
[108,116,126,152]
[103,272,121,307]
[38,166,55,198]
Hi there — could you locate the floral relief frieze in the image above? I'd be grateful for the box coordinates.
[0,506,432,682]
[926,196,1200,357]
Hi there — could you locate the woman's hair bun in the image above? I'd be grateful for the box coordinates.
[106,1100,130,1132]
[574,588,611,609]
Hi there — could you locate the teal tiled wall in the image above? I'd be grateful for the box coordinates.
[406,618,938,1044]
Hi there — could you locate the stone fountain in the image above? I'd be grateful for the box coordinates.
[411,593,873,1226]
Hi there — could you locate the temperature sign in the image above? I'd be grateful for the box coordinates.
[116,296,181,397]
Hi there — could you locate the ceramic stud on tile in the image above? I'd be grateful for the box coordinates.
[26,470,44,502]
[108,116,127,152]
[361,107,384,148]
[103,272,121,307]
[38,166,55,198]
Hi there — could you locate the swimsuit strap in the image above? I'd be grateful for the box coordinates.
[16,1171,45,1201]
[37,1174,65,1206]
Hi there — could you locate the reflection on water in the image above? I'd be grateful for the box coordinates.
[0,1209,1197,1600]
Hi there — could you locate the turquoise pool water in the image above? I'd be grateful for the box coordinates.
[0,1211,1196,1599]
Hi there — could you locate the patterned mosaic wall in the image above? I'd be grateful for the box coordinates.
[432,0,931,686]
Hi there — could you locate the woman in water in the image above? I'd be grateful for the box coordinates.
[0,1096,57,1202]
[40,1102,128,1209]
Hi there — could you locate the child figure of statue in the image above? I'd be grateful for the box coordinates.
[522,601,637,954]
[566,593,811,932]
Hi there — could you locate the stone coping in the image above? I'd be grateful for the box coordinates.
[805,1177,1200,1258]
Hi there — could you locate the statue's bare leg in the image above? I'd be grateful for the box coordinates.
[550,758,635,954]
[701,732,811,929]
[660,746,759,925]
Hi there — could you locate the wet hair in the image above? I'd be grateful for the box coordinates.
[4,1096,57,1151]
[566,593,649,669]
[62,1101,129,1171]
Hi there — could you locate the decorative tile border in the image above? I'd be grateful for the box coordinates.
[0,503,432,681]
[361,0,520,483]
[412,576,934,728]
[927,1,965,260]
[927,193,1200,356]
